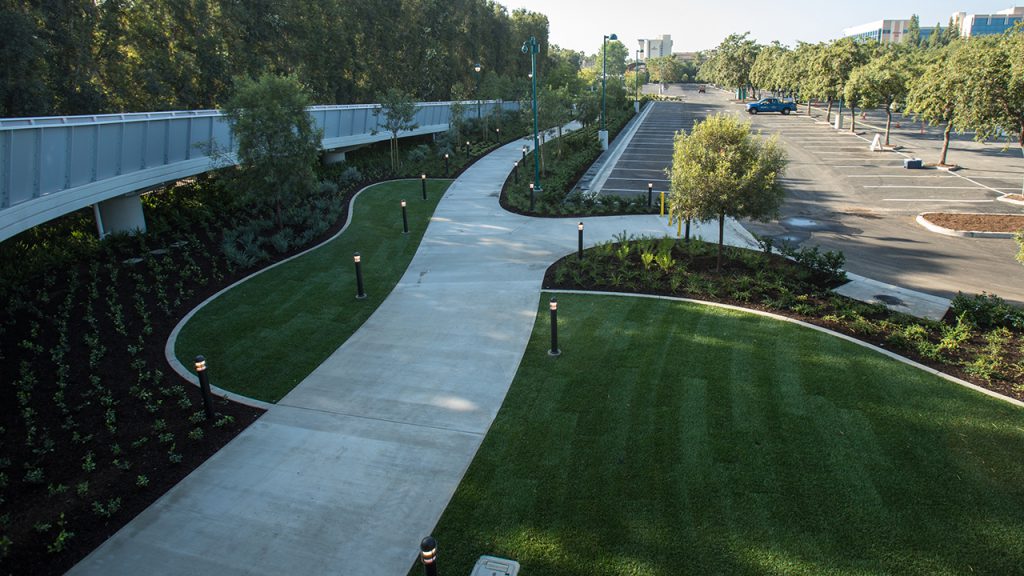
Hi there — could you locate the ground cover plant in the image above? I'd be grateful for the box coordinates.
[0,134,471,574]
[543,235,1024,401]
[501,106,654,217]
[426,293,1024,576]
[175,179,447,402]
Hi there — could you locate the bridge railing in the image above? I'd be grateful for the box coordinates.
[0,99,516,241]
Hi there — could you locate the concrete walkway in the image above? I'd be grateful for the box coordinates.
[69,137,740,575]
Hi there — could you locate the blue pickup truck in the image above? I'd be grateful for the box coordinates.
[746,97,797,115]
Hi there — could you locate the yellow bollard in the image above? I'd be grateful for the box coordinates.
[659,191,665,217]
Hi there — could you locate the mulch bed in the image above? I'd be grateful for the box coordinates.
[922,213,1024,233]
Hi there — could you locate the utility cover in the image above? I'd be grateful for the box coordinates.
[470,555,521,576]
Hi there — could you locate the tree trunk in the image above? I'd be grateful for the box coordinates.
[806,98,812,116]
[939,121,952,166]
[717,212,725,272]
[826,100,835,123]
[850,106,856,132]
[685,218,691,242]
[540,132,547,177]
[884,107,893,146]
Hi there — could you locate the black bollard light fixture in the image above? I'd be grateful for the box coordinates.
[353,252,367,300]
[522,145,528,164]
[420,537,438,576]
[401,200,409,234]
[444,153,449,177]
[495,127,501,143]
[194,355,215,419]
[548,298,561,356]
[529,182,535,211]
[421,174,427,200]
[577,222,584,260]
[465,140,471,156]
[514,160,519,183]
[647,182,654,207]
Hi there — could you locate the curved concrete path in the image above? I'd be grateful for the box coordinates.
[70,136,746,575]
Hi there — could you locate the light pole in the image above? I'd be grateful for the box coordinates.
[473,63,483,138]
[522,36,542,195]
[634,48,644,113]
[600,33,618,150]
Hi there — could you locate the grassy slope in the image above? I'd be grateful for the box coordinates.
[428,294,1024,576]
[175,180,447,402]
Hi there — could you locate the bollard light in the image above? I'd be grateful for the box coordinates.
[194,355,214,418]
[444,153,450,177]
[577,222,584,260]
[514,160,519,183]
[548,298,561,356]
[421,173,427,200]
[466,140,471,156]
[529,182,535,211]
[420,537,438,576]
[495,127,501,143]
[647,182,654,208]
[353,252,367,300]
[400,200,409,234]
[522,145,528,164]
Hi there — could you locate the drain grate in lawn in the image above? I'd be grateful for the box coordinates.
[425,293,1024,576]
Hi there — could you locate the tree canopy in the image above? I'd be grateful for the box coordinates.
[669,114,787,270]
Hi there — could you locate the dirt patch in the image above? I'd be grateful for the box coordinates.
[922,213,1024,233]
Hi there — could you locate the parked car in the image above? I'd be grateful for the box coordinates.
[746,97,797,115]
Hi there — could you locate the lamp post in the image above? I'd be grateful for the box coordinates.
[443,153,449,177]
[577,222,584,260]
[421,173,427,200]
[522,36,542,195]
[548,298,560,356]
[194,356,214,419]
[634,48,644,113]
[647,182,653,207]
[400,200,409,234]
[600,33,618,150]
[473,63,483,139]
[353,253,366,300]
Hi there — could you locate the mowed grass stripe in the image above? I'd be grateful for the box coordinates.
[175,180,447,402]
[425,294,1024,576]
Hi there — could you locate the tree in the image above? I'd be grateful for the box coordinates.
[750,42,788,96]
[953,33,1024,193]
[374,88,420,173]
[646,56,684,84]
[812,37,870,123]
[595,39,628,77]
[698,33,761,95]
[905,15,921,47]
[223,74,321,228]
[904,47,961,166]
[0,7,52,116]
[669,114,787,270]
[844,48,913,143]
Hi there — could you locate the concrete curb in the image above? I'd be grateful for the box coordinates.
[997,195,1024,206]
[545,289,1024,409]
[163,179,425,409]
[915,213,1016,239]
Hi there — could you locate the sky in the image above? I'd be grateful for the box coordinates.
[502,1,1013,54]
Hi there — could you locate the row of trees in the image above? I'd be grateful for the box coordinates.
[698,28,1024,168]
[0,0,555,116]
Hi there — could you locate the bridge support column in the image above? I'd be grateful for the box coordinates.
[323,150,347,165]
[95,194,147,238]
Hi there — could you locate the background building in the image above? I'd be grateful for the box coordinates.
[844,7,1022,43]
[639,35,672,60]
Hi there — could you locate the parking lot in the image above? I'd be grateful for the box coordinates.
[606,84,1024,304]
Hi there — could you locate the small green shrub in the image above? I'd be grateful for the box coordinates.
[950,292,1024,330]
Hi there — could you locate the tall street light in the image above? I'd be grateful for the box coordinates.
[634,48,644,113]
[522,36,542,195]
[600,33,617,151]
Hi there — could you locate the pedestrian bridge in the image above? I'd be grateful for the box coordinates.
[0,100,513,242]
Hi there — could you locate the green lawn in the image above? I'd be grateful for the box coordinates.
[427,293,1024,576]
[175,179,447,402]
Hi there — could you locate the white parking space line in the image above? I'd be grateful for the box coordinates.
[613,168,669,173]
[607,177,671,183]
[864,185,985,189]
[882,198,994,203]
[846,175,954,178]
